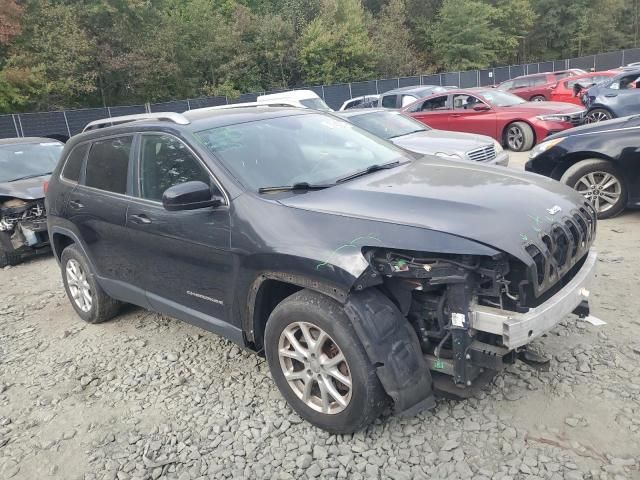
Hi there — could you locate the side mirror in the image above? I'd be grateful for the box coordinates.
[162,181,223,211]
[473,104,491,111]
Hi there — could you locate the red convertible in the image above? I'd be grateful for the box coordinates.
[402,89,585,151]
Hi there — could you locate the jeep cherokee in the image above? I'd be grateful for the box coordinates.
[46,108,597,433]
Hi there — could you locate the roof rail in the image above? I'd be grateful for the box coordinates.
[186,102,302,114]
[82,112,190,132]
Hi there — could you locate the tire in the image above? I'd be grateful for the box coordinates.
[585,108,613,123]
[60,244,121,323]
[560,159,627,219]
[264,289,387,433]
[530,95,546,102]
[0,231,23,268]
[505,121,535,152]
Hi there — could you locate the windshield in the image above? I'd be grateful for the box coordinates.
[299,98,333,112]
[196,113,408,191]
[477,90,526,107]
[0,142,63,183]
[347,112,429,139]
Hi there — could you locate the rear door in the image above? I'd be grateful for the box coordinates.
[126,132,233,324]
[67,135,136,283]
[447,94,497,138]
[404,94,451,129]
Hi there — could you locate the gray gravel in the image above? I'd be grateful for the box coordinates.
[1,154,639,479]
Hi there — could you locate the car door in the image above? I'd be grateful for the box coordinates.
[405,94,451,129]
[607,74,640,117]
[509,77,531,99]
[126,132,232,324]
[447,94,497,138]
[67,135,136,283]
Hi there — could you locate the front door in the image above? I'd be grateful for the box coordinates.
[447,93,497,138]
[126,133,233,324]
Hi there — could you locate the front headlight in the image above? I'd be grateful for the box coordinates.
[493,140,504,154]
[529,137,564,159]
[536,114,571,122]
[434,152,462,160]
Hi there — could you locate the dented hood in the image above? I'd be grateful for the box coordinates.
[0,175,49,201]
[279,157,587,262]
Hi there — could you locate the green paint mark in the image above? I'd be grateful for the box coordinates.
[520,233,528,241]
[315,234,382,271]
[435,359,444,370]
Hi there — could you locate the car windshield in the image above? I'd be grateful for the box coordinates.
[347,111,429,139]
[299,98,333,112]
[0,142,63,182]
[196,113,409,191]
[477,90,527,107]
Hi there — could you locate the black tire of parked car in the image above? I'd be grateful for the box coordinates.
[505,121,535,152]
[0,232,22,268]
[585,108,614,123]
[530,95,546,101]
[61,244,121,323]
[560,159,628,219]
[264,289,387,434]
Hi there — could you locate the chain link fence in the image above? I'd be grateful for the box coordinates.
[2,47,640,140]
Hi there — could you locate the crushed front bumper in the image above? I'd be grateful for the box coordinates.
[470,250,597,349]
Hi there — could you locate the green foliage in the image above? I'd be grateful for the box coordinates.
[0,0,638,113]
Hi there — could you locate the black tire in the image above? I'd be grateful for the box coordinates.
[60,244,121,323]
[264,289,387,433]
[560,159,627,219]
[585,108,613,123]
[505,121,535,152]
[530,95,546,102]
[0,232,22,268]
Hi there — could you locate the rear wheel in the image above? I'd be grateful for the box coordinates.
[560,159,627,219]
[505,121,535,151]
[264,289,386,433]
[530,95,546,102]
[585,108,613,123]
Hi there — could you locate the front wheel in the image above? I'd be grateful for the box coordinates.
[560,159,627,219]
[530,95,546,102]
[585,108,613,123]
[264,290,387,433]
[505,121,535,151]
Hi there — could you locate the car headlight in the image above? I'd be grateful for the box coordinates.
[536,114,571,122]
[434,152,462,160]
[493,140,504,154]
[529,137,564,159]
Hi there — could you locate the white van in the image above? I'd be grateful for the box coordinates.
[257,90,333,111]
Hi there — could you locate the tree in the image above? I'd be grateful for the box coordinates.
[430,0,502,70]
[491,0,535,63]
[371,0,422,76]
[298,0,375,84]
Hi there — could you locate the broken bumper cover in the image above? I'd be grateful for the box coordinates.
[470,250,597,349]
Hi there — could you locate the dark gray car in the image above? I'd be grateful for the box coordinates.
[582,69,640,123]
[338,109,509,166]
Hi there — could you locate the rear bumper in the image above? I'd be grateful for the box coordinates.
[470,250,597,349]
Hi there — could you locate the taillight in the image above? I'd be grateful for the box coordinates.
[43,181,49,194]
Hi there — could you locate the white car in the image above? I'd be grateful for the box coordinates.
[339,95,380,111]
[256,90,332,111]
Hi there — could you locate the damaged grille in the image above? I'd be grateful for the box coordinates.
[0,200,46,231]
[522,202,596,296]
[466,145,496,162]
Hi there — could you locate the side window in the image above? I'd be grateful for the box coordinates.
[139,134,215,202]
[530,76,548,86]
[513,78,530,88]
[84,136,132,194]
[381,94,398,108]
[452,94,483,110]
[61,144,89,182]
[554,72,572,80]
[419,95,449,111]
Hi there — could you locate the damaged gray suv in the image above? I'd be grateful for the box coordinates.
[46,108,597,433]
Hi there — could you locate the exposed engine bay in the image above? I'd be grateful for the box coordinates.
[0,198,49,252]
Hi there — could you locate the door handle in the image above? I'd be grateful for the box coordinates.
[604,93,618,97]
[130,214,152,225]
[69,200,83,209]
[451,113,462,117]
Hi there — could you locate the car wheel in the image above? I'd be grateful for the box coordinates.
[505,122,535,151]
[264,289,387,433]
[530,95,546,102]
[585,108,613,123]
[560,159,627,219]
[61,244,121,323]
[0,232,23,268]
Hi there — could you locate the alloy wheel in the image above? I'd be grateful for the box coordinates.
[507,126,524,150]
[277,321,352,414]
[66,259,93,312]
[574,171,622,214]
[585,111,611,123]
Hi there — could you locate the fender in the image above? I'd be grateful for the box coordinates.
[344,288,436,415]
[49,226,93,268]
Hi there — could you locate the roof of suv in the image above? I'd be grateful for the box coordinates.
[382,85,453,96]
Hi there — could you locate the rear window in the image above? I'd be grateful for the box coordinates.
[84,136,132,194]
[61,144,89,182]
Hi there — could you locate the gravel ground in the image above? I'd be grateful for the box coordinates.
[1,151,639,480]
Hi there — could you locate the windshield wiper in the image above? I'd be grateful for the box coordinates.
[389,130,425,139]
[8,172,52,182]
[258,182,333,194]
[336,161,400,183]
